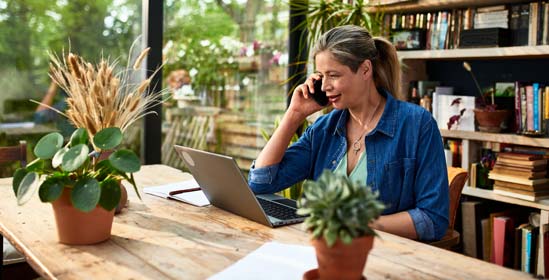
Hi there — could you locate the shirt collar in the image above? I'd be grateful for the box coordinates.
[332,88,398,138]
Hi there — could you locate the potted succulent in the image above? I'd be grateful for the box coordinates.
[11,44,160,245]
[463,61,511,132]
[297,170,385,280]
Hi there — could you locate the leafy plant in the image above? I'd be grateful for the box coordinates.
[463,61,498,112]
[297,170,385,247]
[13,127,140,212]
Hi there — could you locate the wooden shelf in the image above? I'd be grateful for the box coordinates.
[440,129,549,148]
[463,186,549,211]
[398,46,549,61]
[367,0,526,13]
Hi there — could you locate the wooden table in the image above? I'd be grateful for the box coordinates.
[0,165,532,279]
[0,122,56,137]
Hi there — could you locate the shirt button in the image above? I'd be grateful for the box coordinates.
[332,160,336,165]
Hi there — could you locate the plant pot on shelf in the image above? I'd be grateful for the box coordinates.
[51,188,115,245]
[473,109,512,133]
[303,236,373,280]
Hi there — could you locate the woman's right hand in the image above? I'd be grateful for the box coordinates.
[287,74,326,119]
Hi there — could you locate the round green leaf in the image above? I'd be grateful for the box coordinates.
[61,144,89,172]
[16,172,39,205]
[52,147,69,168]
[25,159,45,172]
[12,168,28,195]
[70,128,88,147]
[98,179,121,211]
[109,149,140,173]
[38,179,64,202]
[34,132,63,159]
[93,127,123,150]
[71,177,100,212]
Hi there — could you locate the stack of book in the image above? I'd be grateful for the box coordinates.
[489,152,549,201]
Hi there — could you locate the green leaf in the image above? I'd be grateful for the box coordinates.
[38,179,64,202]
[98,179,121,211]
[16,172,39,205]
[52,147,69,168]
[70,128,88,147]
[34,132,63,159]
[93,127,123,150]
[61,144,89,172]
[109,149,140,173]
[71,177,100,212]
[12,168,28,195]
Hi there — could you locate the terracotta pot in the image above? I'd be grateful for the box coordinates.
[51,188,115,245]
[473,109,511,133]
[307,235,374,280]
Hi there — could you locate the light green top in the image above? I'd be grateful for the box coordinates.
[334,150,367,184]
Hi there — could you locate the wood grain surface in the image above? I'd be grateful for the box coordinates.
[0,165,532,279]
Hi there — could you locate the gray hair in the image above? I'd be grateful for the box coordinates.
[312,25,401,98]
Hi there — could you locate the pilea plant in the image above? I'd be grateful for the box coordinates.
[12,127,141,212]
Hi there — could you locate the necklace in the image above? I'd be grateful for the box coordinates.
[351,98,381,155]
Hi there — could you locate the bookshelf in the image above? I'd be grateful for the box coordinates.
[379,0,549,276]
[398,46,549,60]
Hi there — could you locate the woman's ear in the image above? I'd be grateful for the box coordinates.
[361,59,373,79]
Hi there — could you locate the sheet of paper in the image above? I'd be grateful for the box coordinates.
[143,179,200,198]
[0,122,35,129]
[208,242,317,280]
[171,190,210,207]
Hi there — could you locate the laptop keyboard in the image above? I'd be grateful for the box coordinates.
[257,197,306,220]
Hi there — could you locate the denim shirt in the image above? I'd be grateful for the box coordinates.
[248,89,449,241]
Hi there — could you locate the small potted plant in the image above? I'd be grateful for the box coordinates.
[463,61,511,132]
[11,44,160,245]
[297,170,385,280]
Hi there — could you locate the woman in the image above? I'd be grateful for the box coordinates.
[248,25,448,241]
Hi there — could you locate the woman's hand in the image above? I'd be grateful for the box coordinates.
[287,74,326,118]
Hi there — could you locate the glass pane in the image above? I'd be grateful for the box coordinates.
[163,0,289,172]
[0,0,142,176]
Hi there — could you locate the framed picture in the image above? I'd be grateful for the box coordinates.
[391,29,426,50]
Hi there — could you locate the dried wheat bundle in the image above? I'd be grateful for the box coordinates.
[47,46,161,140]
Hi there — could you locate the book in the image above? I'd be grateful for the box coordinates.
[489,172,549,186]
[493,216,514,267]
[482,218,491,261]
[491,168,546,180]
[491,179,549,192]
[515,223,529,269]
[493,188,549,202]
[493,162,547,172]
[497,152,544,161]
[522,225,539,273]
[496,157,547,168]
[462,201,486,258]
[143,179,210,207]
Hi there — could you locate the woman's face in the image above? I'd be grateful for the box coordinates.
[314,51,366,110]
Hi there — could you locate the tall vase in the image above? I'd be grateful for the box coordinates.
[51,188,115,245]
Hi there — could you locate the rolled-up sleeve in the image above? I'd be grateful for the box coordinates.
[411,113,449,241]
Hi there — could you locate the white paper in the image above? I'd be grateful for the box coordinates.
[171,190,210,207]
[208,242,317,280]
[143,179,200,198]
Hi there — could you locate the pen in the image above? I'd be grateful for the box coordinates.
[169,188,201,196]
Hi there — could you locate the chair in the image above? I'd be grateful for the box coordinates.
[429,166,468,250]
[1,140,37,279]
[0,140,27,167]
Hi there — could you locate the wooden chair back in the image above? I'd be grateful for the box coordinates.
[0,141,27,167]
[447,166,468,230]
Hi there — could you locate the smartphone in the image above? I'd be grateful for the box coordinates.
[312,79,329,106]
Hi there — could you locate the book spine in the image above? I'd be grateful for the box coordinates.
[510,5,521,46]
[526,229,532,273]
[527,85,534,131]
[515,81,522,133]
[534,83,540,132]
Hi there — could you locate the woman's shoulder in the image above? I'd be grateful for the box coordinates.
[394,99,434,125]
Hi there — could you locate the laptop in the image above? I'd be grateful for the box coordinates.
[173,145,307,227]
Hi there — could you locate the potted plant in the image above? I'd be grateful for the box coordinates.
[11,45,160,245]
[463,61,511,132]
[297,170,385,280]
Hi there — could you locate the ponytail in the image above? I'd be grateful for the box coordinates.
[373,37,401,99]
